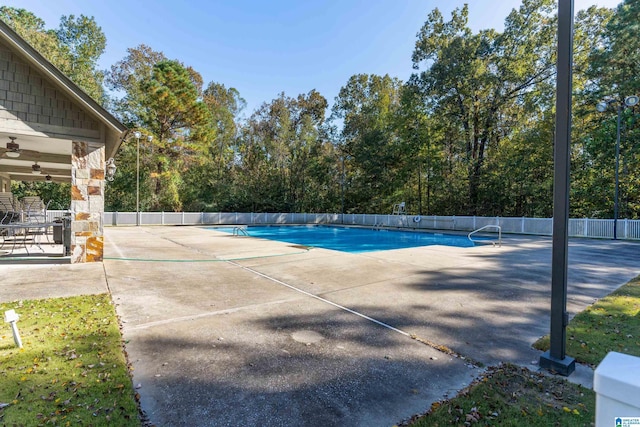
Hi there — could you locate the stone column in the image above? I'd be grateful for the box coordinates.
[70,141,104,263]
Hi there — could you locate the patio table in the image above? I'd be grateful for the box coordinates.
[0,221,64,256]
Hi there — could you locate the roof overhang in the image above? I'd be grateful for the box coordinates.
[0,19,128,183]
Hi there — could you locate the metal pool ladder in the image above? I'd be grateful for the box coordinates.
[232,226,249,236]
[468,225,502,247]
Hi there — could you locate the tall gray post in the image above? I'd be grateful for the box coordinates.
[539,0,576,376]
[613,106,621,240]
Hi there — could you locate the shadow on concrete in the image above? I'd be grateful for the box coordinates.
[382,238,640,365]
[127,323,478,427]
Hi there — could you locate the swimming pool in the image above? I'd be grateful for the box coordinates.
[208,225,477,253]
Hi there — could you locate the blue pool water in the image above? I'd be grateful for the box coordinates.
[208,225,477,253]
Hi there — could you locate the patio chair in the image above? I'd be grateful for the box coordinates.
[0,192,19,224]
[0,193,22,252]
[22,196,48,222]
[22,197,51,248]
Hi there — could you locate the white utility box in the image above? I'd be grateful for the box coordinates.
[594,351,640,427]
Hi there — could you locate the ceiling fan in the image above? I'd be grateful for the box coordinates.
[31,162,60,181]
[0,136,40,159]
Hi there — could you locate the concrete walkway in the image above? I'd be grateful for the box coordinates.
[2,226,640,426]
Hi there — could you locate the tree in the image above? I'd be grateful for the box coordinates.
[105,44,167,126]
[7,3,637,219]
[588,0,640,98]
[234,90,330,212]
[180,82,246,211]
[139,60,214,211]
[331,74,403,213]
[203,82,245,178]
[410,0,557,214]
[394,83,449,215]
[55,14,106,101]
[106,57,214,212]
[104,45,167,211]
[583,0,640,219]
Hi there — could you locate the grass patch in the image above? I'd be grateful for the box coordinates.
[404,363,594,427]
[0,294,140,426]
[533,275,640,366]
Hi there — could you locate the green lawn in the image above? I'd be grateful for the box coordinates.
[406,363,594,427]
[534,275,640,366]
[0,294,140,426]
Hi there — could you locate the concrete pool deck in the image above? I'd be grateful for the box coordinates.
[2,225,640,426]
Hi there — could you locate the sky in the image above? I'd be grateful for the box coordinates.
[2,0,624,116]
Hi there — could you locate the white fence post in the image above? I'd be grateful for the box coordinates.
[624,219,628,239]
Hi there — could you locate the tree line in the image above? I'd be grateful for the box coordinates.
[2,0,639,218]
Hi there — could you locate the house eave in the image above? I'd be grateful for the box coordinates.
[0,19,127,158]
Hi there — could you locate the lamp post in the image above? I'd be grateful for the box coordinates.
[596,95,639,240]
[133,131,153,226]
[340,155,345,223]
[134,131,141,226]
[539,0,575,377]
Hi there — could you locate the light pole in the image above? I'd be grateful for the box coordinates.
[539,0,575,377]
[134,131,141,226]
[340,155,345,223]
[133,131,153,226]
[596,95,639,239]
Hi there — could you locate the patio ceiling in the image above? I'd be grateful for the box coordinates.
[0,132,72,183]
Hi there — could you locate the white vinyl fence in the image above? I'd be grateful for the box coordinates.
[42,211,638,240]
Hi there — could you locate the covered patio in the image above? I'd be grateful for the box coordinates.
[0,19,127,263]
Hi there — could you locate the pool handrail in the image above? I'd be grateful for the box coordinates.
[232,226,249,236]
[468,225,502,247]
